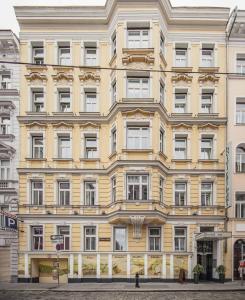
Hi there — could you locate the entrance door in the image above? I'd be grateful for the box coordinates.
[234,239,245,280]
[197,241,213,281]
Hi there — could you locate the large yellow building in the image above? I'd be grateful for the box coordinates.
[15,0,232,283]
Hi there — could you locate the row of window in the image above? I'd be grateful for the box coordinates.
[31,225,187,252]
[29,176,215,207]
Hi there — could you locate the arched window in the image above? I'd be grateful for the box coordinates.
[236,144,245,172]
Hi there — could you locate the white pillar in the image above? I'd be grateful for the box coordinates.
[69,254,74,278]
[170,254,174,279]
[144,254,148,278]
[188,255,192,279]
[97,254,100,278]
[78,254,82,278]
[24,253,29,277]
[162,254,166,279]
[108,254,112,278]
[127,254,130,279]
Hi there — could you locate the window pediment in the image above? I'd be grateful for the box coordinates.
[172,73,193,83]
[26,122,47,129]
[52,72,73,83]
[79,71,101,83]
[80,122,100,129]
[198,73,219,83]
[198,123,219,130]
[52,122,74,129]
[122,108,154,118]
[172,123,192,130]
[25,71,47,83]
[122,48,154,65]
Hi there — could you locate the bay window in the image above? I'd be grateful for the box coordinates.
[127,174,148,201]
[114,227,126,251]
[0,117,10,135]
[32,42,44,64]
[160,128,164,153]
[127,77,150,98]
[111,127,117,153]
[174,92,187,113]
[85,91,97,112]
[159,177,164,203]
[236,144,245,173]
[58,43,71,65]
[201,44,214,67]
[236,98,245,124]
[175,44,188,67]
[0,73,11,89]
[201,92,213,113]
[32,88,44,112]
[84,42,97,66]
[236,54,245,74]
[58,89,70,112]
[111,176,116,202]
[0,160,10,180]
[84,136,98,158]
[127,125,150,149]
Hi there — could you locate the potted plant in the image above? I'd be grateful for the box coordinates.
[216,265,225,283]
[193,264,204,284]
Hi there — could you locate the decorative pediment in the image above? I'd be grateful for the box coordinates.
[80,122,100,129]
[0,141,16,158]
[198,123,219,130]
[122,108,154,117]
[52,122,74,128]
[26,122,47,128]
[79,71,101,82]
[25,72,47,83]
[52,72,73,83]
[172,123,192,130]
[172,73,193,83]
[198,73,219,83]
[122,48,154,65]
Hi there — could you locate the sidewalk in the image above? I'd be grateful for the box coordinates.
[0,281,245,292]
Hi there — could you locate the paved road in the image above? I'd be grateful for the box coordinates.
[0,291,245,300]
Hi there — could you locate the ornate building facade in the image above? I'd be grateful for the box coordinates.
[15,0,232,283]
[0,30,19,282]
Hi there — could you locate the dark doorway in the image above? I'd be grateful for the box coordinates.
[197,241,213,280]
[234,239,245,280]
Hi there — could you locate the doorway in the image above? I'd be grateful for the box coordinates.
[234,239,245,280]
[197,241,213,280]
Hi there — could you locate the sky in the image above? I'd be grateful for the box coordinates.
[0,0,244,36]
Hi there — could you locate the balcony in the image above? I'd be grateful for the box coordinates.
[0,180,17,191]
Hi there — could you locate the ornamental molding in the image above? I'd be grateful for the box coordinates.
[79,71,101,82]
[130,215,145,239]
[52,72,73,83]
[122,48,154,65]
[198,123,219,130]
[198,73,219,83]
[25,121,47,128]
[25,72,47,83]
[172,122,192,129]
[122,108,154,117]
[171,73,193,83]
[0,141,16,158]
[79,122,100,129]
[52,121,74,128]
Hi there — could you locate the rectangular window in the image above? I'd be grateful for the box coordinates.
[111,176,116,202]
[201,93,213,113]
[32,226,43,251]
[235,193,245,218]
[58,181,70,206]
[57,226,70,250]
[201,45,214,67]
[127,126,150,149]
[236,146,245,173]
[85,92,97,112]
[0,117,10,135]
[160,81,165,104]
[127,29,149,48]
[149,227,161,251]
[58,46,71,65]
[112,81,116,104]
[58,90,70,112]
[201,137,213,159]
[127,77,150,98]
[84,181,96,206]
[112,33,116,56]
[111,127,116,153]
[159,177,164,203]
[174,227,187,251]
[175,46,187,67]
[58,135,71,158]
[236,54,245,74]
[174,93,187,113]
[236,98,245,124]
[174,137,187,159]
[32,136,44,159]
[127,174,148,201]
[114,227,126,251]
[84,226,96,251]
[160,34,165,55]
[175,182,187,206]
[0,73,11,89]
[160,128,164,153]
[85,47,97,66]
[201,182,213,206]
[31,180,43,205]
[85,136,98,158]
[32,89,44,112]
[32,47,44,64]
[0,160,10,180]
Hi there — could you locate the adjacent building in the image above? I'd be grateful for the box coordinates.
[15,0,231,283]
[0,30,19,282]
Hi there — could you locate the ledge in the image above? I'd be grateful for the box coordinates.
[198,159,219,163]
[198,66,219,73]
[79,112,101,116]
[25,158,47,161]
[80,158,100,162]
[52,112,74,116]
[26,64,47,71]
[122,98,154,103]
[53,158,73,161]
[171,159,192,162]
[171,113,193,117]
[0,89,19,96]
[25,111,48,116]
[171,66,193,73]
[0,134,15,141]
[197,113,219,118]
[122,48,154,65]
[122,149,153,153]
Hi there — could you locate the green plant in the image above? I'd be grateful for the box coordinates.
[216,265,225,275]
[192,264,204,274]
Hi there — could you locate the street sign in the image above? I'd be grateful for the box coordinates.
[50,235,63,243]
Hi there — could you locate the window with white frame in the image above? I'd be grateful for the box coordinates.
[58,43,71,65]
[31,180,43,205]
[236,144,245,173]
[32,88,44,112]
[159,177,164,203]
[0,160,10,180]
[175,182,187,206]
[111,127,116,153]
[58,89,70,112]
[127,77,150,98]
[174,227,187,251]
[84,226,96,251]
[0,73,11,89]
[57,135,71,158]
[160,33,165,55]
[201,182,213,206]
[112,32,116,56]
[84,42,97,66]
[127,174,148,201]
[0,117,10,135]
[112,81,116,104]
[114,227,126,251]
[201,44,214,67]
[236,98,245,124]
[201,136,213,159]
[160,128,164,153]
[236,54,245,74]
[31,226,43,251]
[32,42,44,64]
[111,176,116,202]
[160,81,165,104]
[84,135,98,158]
[32,135,44,159]
[57,226,70,250]
[84,181,96,206]
[127,29,149,48]
[174,137,187,159]
[149,227,161,251]
[174,91,187,113]
[201,91,213,113]
[85,91,97,112]
[175,44,188,67]
[236,193,245,218]
[127,125,150,149]
[58,181,70,206]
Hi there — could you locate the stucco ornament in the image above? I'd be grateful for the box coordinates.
[25,72,47,83]
[79,71,101,82]
[198,73,219,83]
[172,73,193,83]
[130,216,145,239]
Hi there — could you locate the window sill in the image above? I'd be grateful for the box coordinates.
[235,123,245,126]
[172,66,193,72]
[26,64,48,71]
[171,113,193,117]
[197,113,219,118]
[25,111,48,115]
[79,112,101,115]
[53,158,73,161]
[53,65,73,71]
[171,159,192,162]
[25,158,47,161]
[80,158,100,161]
[198,159,219,163]
[52,112,74,116]
[122,148,153,153]
[122,97,154,102]
[0,134,14,140]
[198,66,219,73]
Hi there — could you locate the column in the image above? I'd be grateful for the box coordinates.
[170,254,174,279]
[69,254,74,278]
[24,253,30,278]
[108,254,112,278]
[97,254,100,279]
[162,254,166,279]
[188,255,192,279]
[144,254,148,278]
[78,254,82,278]
[127,254,130,279]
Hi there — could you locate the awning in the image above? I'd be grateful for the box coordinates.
[196,231,232,241]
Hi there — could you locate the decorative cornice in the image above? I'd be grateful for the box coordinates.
[25,72,47,83]
[171,73,193,83]
[198,73,219,83]
[79,71,101,82]
[122,48,154,65]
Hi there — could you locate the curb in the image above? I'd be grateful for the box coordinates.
[1,289,245,292]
